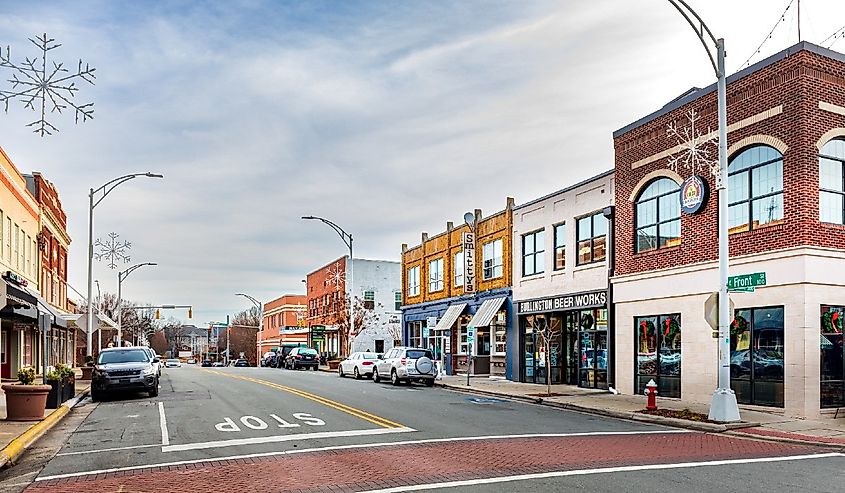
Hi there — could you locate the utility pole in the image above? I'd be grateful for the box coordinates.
[225,315,231,365]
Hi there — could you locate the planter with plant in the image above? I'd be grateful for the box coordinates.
[1,366,52,421]
[81,355,95,380]
[327,359,342,370]
[46,367,65,409]
[57,363,75,400]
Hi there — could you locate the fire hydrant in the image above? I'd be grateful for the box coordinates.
[644,379,658,411]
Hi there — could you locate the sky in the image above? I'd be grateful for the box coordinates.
[0,0,843,326]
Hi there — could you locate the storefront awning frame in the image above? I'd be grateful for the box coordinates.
[467,296,507,328]
[433,303,467,331]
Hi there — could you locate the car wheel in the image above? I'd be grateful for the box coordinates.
[372,369,380,383]
[391,370,401,386]
[339,366,345,378]
[354,367,361,380]
[149,381,159,398]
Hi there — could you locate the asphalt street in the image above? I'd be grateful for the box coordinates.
[9,365,845,492]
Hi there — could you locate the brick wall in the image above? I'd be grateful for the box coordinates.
[401,198,514,306]
[614,45,845,276]
[306,256,346,326]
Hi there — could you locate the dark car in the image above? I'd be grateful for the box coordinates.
[276,343,307,368]
[201,359,212,367]
[285,347,319,370]
[234,359,250,367]
[91,347,160,401]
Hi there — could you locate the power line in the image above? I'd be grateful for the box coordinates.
[739,0,796,70]
[821,23,845,47]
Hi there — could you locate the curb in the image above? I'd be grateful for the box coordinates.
[436,382,760,433]
[0,390,89,470]
[725,429,845,450]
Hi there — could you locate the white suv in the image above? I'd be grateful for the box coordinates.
[373,347,436,387]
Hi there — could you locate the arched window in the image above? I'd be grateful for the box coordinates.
[728,145,784,233]
[820,139,845,225]
[635,178,680,252]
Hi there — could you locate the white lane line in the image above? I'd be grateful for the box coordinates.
[158,402,170,446]
[36,430,688,482]
[161,426,415,452]
[356,453,845,493]
[57,443,161,457]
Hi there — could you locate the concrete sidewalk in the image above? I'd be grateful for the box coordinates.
[0,369,90,469]
[435,375,845,446]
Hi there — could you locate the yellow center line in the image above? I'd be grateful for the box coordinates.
[205,370,406,429]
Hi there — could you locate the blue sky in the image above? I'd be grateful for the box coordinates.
[0,0,843,325]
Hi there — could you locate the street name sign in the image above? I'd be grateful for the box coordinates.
[727,272,766,292]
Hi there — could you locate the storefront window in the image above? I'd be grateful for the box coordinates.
[728,145,784,233]
[457,316,469,354]
[407,321,423,348]
[635,314,681,398]
[821,305,845,408]
[579,308,608,389]
[492,311,507,355]
[819,139,845,225]
[730,307,784,407]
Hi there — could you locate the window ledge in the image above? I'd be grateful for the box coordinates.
[574,261,606,272]
[820,221,845,231]
[520,273,545,281]
[729,221,787,239]
[633,244,682,258]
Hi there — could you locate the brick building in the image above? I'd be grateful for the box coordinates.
[401,198,514,378]
[611,41,845,417]
[258,294,307,355]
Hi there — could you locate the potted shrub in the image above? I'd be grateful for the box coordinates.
[57,363,75,401]
[81,356,94,380]
[45,368,64,409]
[327,359,342,370]
[2,366,52,421]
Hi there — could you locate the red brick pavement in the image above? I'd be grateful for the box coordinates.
[736,427,845,445]
[27,433,825,493]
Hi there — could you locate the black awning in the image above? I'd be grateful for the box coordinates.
[1,279,38,320]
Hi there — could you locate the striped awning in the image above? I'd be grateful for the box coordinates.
[467,296,507,328]
[433,303,467,331]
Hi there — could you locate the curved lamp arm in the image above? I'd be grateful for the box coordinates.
[301,215,353,251]
[92,172,164,209]
[119,262,157,282]
[666,0,720,77]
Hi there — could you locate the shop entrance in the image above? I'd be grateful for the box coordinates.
[521,313,577,385]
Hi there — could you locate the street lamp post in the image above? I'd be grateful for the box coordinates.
[301,216,354,357]
[117,262,157,347]
[235,293,263,363]
[666,0,739,422]
[86,172,163,357]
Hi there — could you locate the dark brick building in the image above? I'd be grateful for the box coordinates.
[611,42,845,417]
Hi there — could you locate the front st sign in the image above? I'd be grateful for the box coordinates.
[727,272,766,292]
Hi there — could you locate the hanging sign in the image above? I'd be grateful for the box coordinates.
[462,232,476,294]
[680,175,709,215]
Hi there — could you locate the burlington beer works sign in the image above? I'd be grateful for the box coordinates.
[517,290,607,314]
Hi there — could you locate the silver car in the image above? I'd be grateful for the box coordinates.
[338,352,380,379]
[372,347,435,387]
[91,347,160,401]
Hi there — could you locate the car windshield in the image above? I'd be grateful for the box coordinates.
[406,350,433,359]
[299,349,318,356]
[98,350,149,364]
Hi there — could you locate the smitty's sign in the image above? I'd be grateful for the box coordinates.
[517,290,607,314]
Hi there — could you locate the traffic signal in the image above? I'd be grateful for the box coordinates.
[155,309,161,319]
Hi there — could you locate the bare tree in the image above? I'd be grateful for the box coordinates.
[534,319,560,397]
[332,295,378,357]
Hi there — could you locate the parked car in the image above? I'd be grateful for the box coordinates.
[261,351,278,367]
[338,352,380,379]
[373,347,436,386]
[165,359,182,368]
[234,359,250,367]
[285,347,319,370]
[276,343,307,368]
[91,347,160,401]
[201,359,212,367]
[187,359,197,364]
[212,361,225,367]
[139,347,162,377]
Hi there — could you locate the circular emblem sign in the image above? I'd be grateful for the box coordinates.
[680,175,708,215]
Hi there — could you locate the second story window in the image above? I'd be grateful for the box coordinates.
[554,223,566,270]
[635,178,681,252]
[394,291,402,311]
[820,138,845,225]
[522,229,544,276]
[728,145,784,233]
[454,251,464,286]
[482,238,503,280]
[428,258,444,292]
[577,212,607,265]
[407,265,420,297]
[363,290,375,310]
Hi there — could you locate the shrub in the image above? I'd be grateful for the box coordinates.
[17,366,36,385]
[56,363,75,378]
[46,368,62,382]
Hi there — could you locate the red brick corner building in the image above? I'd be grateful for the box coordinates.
[612,41,845,418]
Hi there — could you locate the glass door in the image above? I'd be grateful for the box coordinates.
[730,307,784,407]
[522,315,538,383]
[578,309,608,389]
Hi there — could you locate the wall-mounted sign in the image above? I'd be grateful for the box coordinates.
[3,271,28,287]
[462,232,476,294]
[517,289,607,314]
[680,175,709,215]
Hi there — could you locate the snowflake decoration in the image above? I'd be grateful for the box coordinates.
[94,232,131,269]
[666,109,720,181]
[326,261,346,290]
[0,33,96,136]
